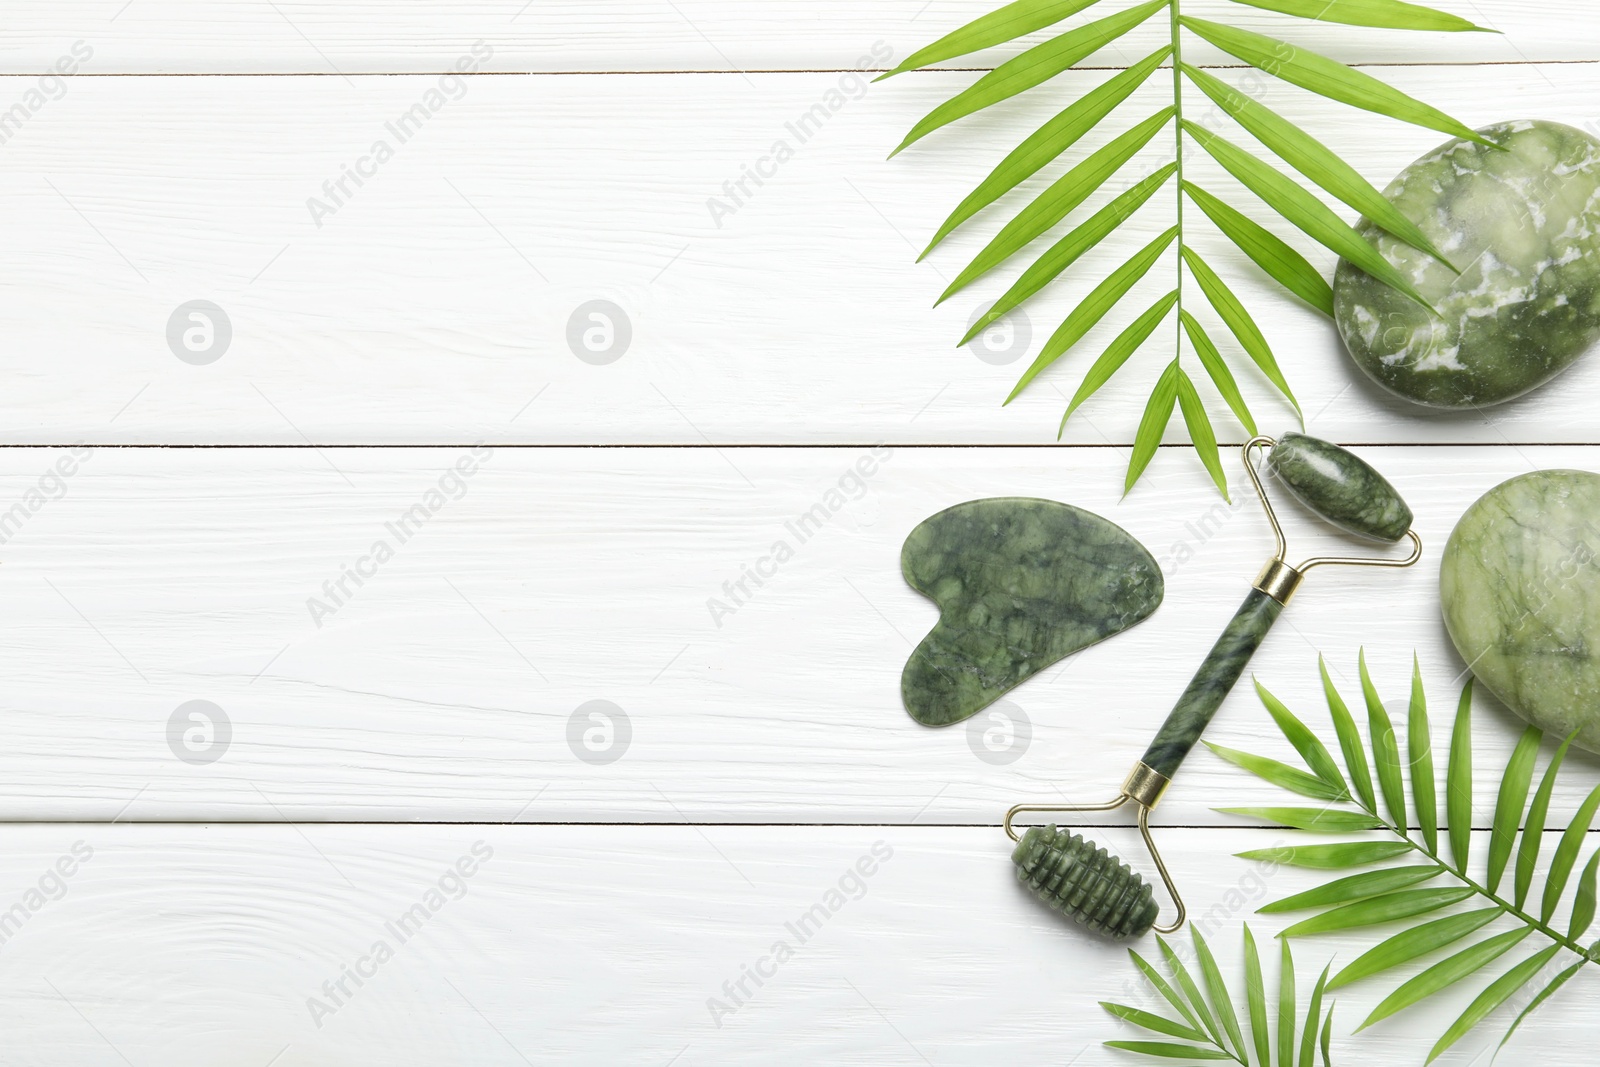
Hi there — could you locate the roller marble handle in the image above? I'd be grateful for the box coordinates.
[1138,587,1284,781]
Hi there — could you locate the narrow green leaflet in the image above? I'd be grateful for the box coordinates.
[1191,930,1246,1059]
[1256,681,1349,798]
[1180,312,1256,436]
[1278,887,1476,938]
[1298,968,1328,1067]
[1175,370,1228,498]
[941,107,1173,300]
[926,48,1169,257]
[1060,289,1180,429]
[1427,946,1564,1063]
[1243,927,1271,1067]
[1489,725,1543,896]
[1499,961,1587,1051]
[1179,16,1492,145]
[1218,807,1385,832]
[1237,841,1413,870]
[1110,926,1334,1065]
[965,164,1173,347]
[1131,950,1205,1033]
[1221,655,1600,1054]
[1122,357,1182,492]
[1322,656,1375,814]
[1516,734,1575,910]
[1447,680,1473,873]
[1103,1041,1232,1059]
[1540,782,1600,924]
[1100,1002,1205,1042]
[1182,63,1454,266]
[1008,230,1176,401]
[1186,122,1433,310]
[1359,927,1534,1030]
[1181,247,1301,413]
[1408,658,1438,854]
[1158,935,1225,1048]
[877,0,1107,79]
[1277,940,1295,1067]
[1205,741,1346,801]
[1328,907,1503,990]
[1359,650,1408,832]
[1184,182,1333,317]
[1224,0,1490,33]
[1570,850,1600,941]
[893,0,1167,155]
[1259,865,1444,914]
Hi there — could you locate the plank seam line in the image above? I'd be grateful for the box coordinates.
[0,442,1588,450]
[3,820,1594,831]
[1,58,1592,77]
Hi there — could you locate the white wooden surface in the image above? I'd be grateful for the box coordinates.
[2,1,1598,1064]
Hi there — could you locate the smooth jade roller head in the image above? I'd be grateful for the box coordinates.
[1012,824,1159,941]
[1266,433,1414,543]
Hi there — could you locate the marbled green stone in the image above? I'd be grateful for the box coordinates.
[1441,469,1600,753]
[1267,433,1413,543]
[901,498,1163,727]
[1334,120,1600,409]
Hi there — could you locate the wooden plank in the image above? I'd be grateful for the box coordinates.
[0,823,1587,1064]
[0,1,1590,74]
[0,63,1596,445]
[2,443,1593,823]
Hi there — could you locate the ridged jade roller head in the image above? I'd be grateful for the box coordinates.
[1266,432,1414,543]
[1011,824,1159,941]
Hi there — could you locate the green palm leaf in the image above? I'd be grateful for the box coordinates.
[1183,181,1335,317]
[886,0,1494,494]
[1205,741,1345,800]
[1108,925,1338,1065]
[1179,16,1491,145]
[1175,369,1228,498]
[940,107,1174,300]
[877,0,1110,79]
[1258,865,1444,914]
[1358,927,1534,1030]
[967,165,1173,348]
[1184,122,1434,310]
[1179,311,1256,436]
[1358,650,1407,832]
[1321,656,1375,813]
[1122,355,1182,491]
[1224,655,1600,1054]
[1328,907,1503,990]
[1489,726,1542,895]
[1516,733,1576,909]
[926,48,1170,258]
[1407,657,1439,854]
[1428,946,1563,1063]
[1061,289,1179,431]
[893,0,1167,156]
[1446,680,1473,872]
[1224,0,1492,31]
[1180,246,1301,414]
[1181,63,1455,267]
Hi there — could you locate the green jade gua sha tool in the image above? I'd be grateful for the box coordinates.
[1007,433,1422,941]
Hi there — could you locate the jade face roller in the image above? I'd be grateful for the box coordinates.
[1005,433,1422,941]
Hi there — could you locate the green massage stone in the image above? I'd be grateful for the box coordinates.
[1441,470,1600,754]
[900,498,1163,727]
[1334,120,1600,408]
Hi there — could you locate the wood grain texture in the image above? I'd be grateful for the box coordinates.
[0,0,1592,73]
[1,64,1598,445]
[0,824,1589,1066]
[3,444,1596,823]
